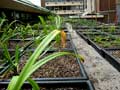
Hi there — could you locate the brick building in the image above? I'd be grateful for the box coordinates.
[96,0,116,23]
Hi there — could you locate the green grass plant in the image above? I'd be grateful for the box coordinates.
[7,30,84,90]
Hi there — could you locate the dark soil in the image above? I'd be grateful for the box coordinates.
[107,50,120,63]
[0,87,86,90]
[37,87,84,90]
[53,40,72,49]
[7,40,72,49]
[0,52,81,79]
[32,56,80,78]
[8,40,31,49]
[20,54,81,78]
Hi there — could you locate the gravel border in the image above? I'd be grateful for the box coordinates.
[70,30,120,90]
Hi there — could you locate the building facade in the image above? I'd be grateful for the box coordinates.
[41,0,45,7]
[45,0,104,18]
[45,0,116,23]
[96,0,116,23]
[45,0,87,17]
[117,0,120,23]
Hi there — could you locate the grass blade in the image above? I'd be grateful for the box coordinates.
[7,30,60,90]
[15,45,19,64]
[27,78,40,90]
[3,44,13,65]
[38,16,47,34]
[7,76,19,90]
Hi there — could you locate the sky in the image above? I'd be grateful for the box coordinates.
[27,0,41,6]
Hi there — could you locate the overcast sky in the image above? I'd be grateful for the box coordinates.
[27,0,41,6]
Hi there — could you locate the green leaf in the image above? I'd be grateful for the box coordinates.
[14,45,19,65]
[8,29,84,90]
[55,15,62,30]
[0,19,6,30]
[38,16,47,34]
[7,76,19,90]
[8,30,60,90]
[3,44,12,64]
[6,20,18,30]
[0,66,3,69]
[38,16,46,27]
[27,78,40,90]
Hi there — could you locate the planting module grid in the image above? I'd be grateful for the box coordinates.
[105,49,120,63]
[70,30,120,90]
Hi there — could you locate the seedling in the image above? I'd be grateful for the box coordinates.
[7,30,84,90]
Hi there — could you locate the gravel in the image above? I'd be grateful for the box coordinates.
[70,30,120,90]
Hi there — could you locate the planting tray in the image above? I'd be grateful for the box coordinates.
[77,30,120,48]
[73,26,102,29]
[76,29,98,32]
[0,49,88,82]
[0,32,94,90]
[7,33,72,49]
[105,48,120,63]
[8,39,73,49]
[101,49,120,72]
[74,26,120,29]
[0,80,95,90]
[0,34,88,83]
[76,31,120,72]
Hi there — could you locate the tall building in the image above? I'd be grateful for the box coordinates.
[41,0,45,7]
[117,0,120,23]
[96,0,116,23]
[45,0,116,23]
[45,0,86,17]
[45,0,104,18]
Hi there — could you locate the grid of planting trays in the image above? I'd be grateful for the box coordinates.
[76,26,120,72]
[0,15,95,90]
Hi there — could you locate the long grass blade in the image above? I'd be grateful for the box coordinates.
[7,76,19,90]
[3,44,13,65]
[14,45,20,67]
[6,20,18,30]
[38,16,47,34]
[27,78,40,90]
[7,30,60,90]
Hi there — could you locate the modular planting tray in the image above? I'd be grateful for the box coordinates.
[0,32,95,89]
[105,48,120,60]
[74,26,120,29]
[101,49,120,72]
[0,80,95,90]
[76,31,120,72]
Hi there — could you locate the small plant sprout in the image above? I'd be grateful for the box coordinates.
[1,44,20,77]
[109,25,116,33]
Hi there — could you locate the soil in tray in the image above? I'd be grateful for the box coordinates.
[108,50,120,62]
[8,40,30,49]
[7,40,72,49]
[1,53,81,79]
[22,54,81,78]
[0,87,87,90]
[23,87,85,90]
[33,88,85,90]
[53,40,72,49]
